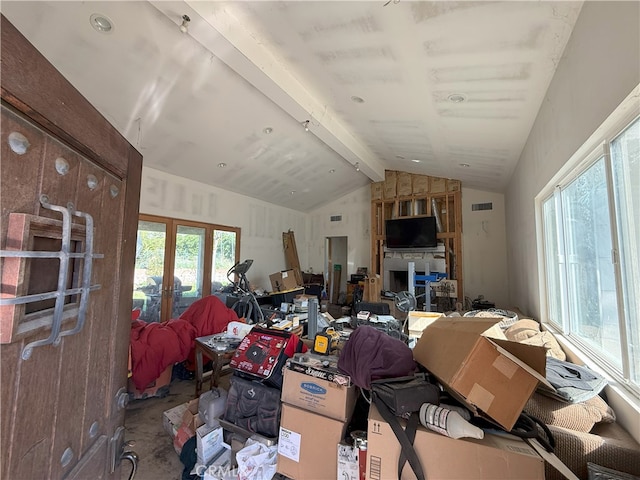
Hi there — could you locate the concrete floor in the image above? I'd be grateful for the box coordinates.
[124,376,202,480]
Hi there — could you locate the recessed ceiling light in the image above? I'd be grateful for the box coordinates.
[90,14,113,33]
[351,96,365,104]
[448,93,467,103]
[290,190,296,195]
[411,159,421,163]
[263,127,273,134]
[218,162,227,168]
[459,163,470,168]
[329,169,336,174]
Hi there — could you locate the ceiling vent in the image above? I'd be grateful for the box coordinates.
[330,215,342,222]
[472,202,493,211]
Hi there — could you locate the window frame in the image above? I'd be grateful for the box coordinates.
[535,88,640,399]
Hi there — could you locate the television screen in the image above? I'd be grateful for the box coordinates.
[385,217,438,249]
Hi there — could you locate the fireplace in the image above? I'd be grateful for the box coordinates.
[382,245,446,293]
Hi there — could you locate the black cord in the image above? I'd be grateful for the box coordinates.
[510,412,555,452]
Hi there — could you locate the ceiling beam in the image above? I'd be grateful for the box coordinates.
[149,1,385,182]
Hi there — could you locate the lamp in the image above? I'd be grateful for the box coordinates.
[302,120,310,132]
[179,14,190,33]
[355,162,360,172]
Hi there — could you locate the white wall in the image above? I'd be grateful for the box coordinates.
[504,2,640,442]
[461,188,508,309]
[505,1,640,319]
[139,167,308,292]
[307,185,371,281]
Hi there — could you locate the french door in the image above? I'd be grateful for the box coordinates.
[132,214,240,322]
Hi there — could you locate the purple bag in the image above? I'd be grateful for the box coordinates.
[337,325,416,389]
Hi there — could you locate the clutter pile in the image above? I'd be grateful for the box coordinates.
[160,307,637,480]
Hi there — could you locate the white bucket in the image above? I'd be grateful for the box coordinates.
[199,387,228,427]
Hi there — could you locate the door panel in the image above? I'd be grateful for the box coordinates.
[1,15,142,479]
[173,224,206,317]
[133,219,168,323]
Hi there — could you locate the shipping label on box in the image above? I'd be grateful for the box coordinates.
[412,317,549,430]
[366,405,543,480]
[281,368,357,422]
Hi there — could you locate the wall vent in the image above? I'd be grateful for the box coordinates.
[330,215,342,222]
[472,202,493,211]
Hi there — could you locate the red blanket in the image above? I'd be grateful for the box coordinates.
[130,295,239,391]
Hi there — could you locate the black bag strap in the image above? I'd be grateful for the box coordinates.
[373,393,425,480]
[397,412,419,479]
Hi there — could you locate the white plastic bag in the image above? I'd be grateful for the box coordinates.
[236,439,277,480]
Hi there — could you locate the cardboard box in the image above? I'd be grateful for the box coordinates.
[412,317,549,430]
[363,275,381,303]
[183,398,204,432]
[269,270,299,292]
[277,404,349,480]
[338,443,366,480]
[407,312,443,339]
[173,398,205,455]
[281,367,357,422]
[163,402,188,439]
[367,405,544,480]
[196,422,225,465]
[287,352,352,387]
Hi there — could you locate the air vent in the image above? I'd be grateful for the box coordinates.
[472,202,493,211]
[330,215,342,222]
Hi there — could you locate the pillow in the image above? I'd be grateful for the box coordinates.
[524,392,616,433]
[505,319,566,361]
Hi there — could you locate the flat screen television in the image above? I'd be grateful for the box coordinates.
[385,216,438,249]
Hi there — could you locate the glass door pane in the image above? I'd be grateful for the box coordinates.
[173,225,206,318]
[212,230,237,292]
[133,220,167,323]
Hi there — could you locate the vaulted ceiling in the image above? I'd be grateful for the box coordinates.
[2,1,583,211]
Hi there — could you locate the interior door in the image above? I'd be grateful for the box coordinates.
[0,16,142,479]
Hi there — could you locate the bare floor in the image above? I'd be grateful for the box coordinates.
[124,377,200,480]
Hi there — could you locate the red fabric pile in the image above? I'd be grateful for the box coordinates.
[129,295,240,391]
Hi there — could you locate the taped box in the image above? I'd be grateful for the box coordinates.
[412,316,549,431]
[269,270,299,292]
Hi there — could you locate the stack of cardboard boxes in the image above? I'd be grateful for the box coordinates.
[276,353,358,479]
[366,316,549,479]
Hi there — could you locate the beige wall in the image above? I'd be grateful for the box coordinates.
[504,1,640,440]
[505,1,640,319]
[461,188,508,309]
[139,167,308,292]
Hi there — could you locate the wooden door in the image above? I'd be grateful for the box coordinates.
[0,16,142,479]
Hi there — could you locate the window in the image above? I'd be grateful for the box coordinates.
[539,114,639,393]
[133,215,240,322]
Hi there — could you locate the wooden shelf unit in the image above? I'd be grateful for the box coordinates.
[370,170,463,301]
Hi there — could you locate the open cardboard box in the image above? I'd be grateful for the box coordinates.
[367,404,544,480]
[269,270,300,292]
[412,316,551,431]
